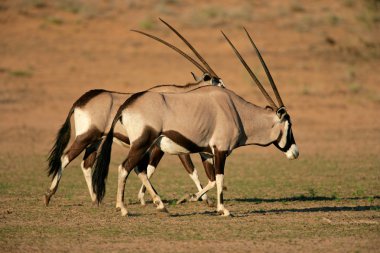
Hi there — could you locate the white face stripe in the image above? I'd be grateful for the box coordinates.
[279,120,289,148]
[74,108,91,136]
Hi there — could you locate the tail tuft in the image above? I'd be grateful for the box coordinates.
[92,127,114,203]
[47,108,73,178]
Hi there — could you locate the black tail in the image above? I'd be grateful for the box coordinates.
[47,106,74,178]
[92,91,147,204]
[92,113,121,204]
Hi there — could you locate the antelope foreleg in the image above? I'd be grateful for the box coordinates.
[214,149,230,216]
[116,165,130,216]
[134,152,166,211]
[179,154,209,202]
[137,145,164,205]
[44,155,69,206]
[137,165,156,206]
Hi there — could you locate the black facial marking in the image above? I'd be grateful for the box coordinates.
[211,77,220,86]
[274,119,295,152]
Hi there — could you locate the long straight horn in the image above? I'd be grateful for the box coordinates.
[131,29,208,74]
[221,31,278,109]
[159,18,219,79]
[243,27,284,108]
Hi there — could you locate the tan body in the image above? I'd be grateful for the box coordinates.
[45,79,219,207]
[93,86,299,216]
[124,87,290,153]
[45,18,225,208]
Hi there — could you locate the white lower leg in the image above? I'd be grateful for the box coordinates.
[137,172,165,210]
[188,168,208,201]
[81,161,96,202]
[190,180,215,201]
[116,165,128,216]
[49,172,61,192]
[48,155,69,192]
[137,165,156,205]
[216,174,230,216]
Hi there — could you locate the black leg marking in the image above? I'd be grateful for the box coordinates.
[178,154,195,174]
[149,145,165,168]
[200,154,216,182]
[66,127,102,162]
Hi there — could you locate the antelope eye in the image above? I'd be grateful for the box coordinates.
[203,74,211,82]
[211,77,220,86]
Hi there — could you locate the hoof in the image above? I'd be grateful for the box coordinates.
[157,206,169,213]
[44,194,51,207]
[116,203,124,210]
[139,198,146,206]
[176,194,190,205]
[217,209,231,217]
[188,194,199,202]
[138,193,146,206]
[120,208,128,216]
[204,198,215,207]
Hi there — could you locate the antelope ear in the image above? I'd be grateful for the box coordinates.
[276,107,287,119]
[191,72,200,81]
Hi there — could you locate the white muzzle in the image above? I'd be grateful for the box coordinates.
[285,144,299,160]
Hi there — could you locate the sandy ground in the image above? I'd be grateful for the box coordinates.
[0,0,379,252]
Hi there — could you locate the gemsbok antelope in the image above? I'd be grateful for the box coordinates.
[92,28,299,217]
[45,19,224,207]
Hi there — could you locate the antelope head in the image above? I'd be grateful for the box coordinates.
[222,29,299,160]
[132,18,225,88]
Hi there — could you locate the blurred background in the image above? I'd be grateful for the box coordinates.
[1,1,379,251]
[0,0,379,156]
